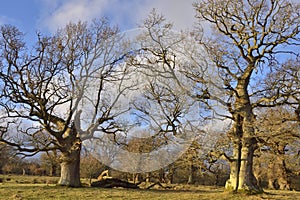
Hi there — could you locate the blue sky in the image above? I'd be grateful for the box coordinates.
[1,0,299,52]
[0,0,195,40]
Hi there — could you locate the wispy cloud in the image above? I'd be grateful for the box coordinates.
[38,0,110,32]
[38,0,196,32]
[139,0,196,30]
[109,0,196,30]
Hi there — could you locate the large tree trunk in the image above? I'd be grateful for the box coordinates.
[225,137,261,193]
[238,137,260,191]
[225,81,262,193]
[267,153,290,190]
[225,142,241,191]
[58,148,81,187]
[58,133,82,187]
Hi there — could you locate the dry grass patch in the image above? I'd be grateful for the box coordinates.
[0,175,299,200]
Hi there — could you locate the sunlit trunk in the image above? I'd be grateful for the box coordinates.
[225,81,262,193]
[238,137,260,191]
[225,142,241,191]
[226,138,261,192]
[58,136,82,187]
[58,148,81,187]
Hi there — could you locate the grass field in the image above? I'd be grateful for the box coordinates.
[0,175,300,200]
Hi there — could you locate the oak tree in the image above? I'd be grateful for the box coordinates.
[193,0,300,192]
[0,19,133,186]
[132,1,300,193]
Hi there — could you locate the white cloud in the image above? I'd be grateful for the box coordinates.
[139,0,196,30]
[39,0,110,32]
[38,0,196,32]
[105,0,196,30]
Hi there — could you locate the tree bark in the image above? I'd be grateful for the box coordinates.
[238,137,260,191]
[225,142,241,191]
[225,80,262,193]
[267,154,290,190]
[226,136,261,193]
[58,136,82,187]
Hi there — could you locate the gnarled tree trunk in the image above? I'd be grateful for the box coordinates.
[238,137,260,191]
[225,142,241,191]
[225,81,262,193]
[58,131,82,187]
[58,150,81,187]
[226,133,261,193]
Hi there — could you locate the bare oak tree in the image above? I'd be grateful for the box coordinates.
[0,19,133,186]
[254,60,300,189]
[193,0,300,193]
[255,107,299,190]
[132,1,300,193]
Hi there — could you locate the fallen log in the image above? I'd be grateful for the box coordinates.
[91,178,139,189]
[146,182,172,189]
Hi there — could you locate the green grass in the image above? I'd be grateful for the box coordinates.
[0,175,299,200]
